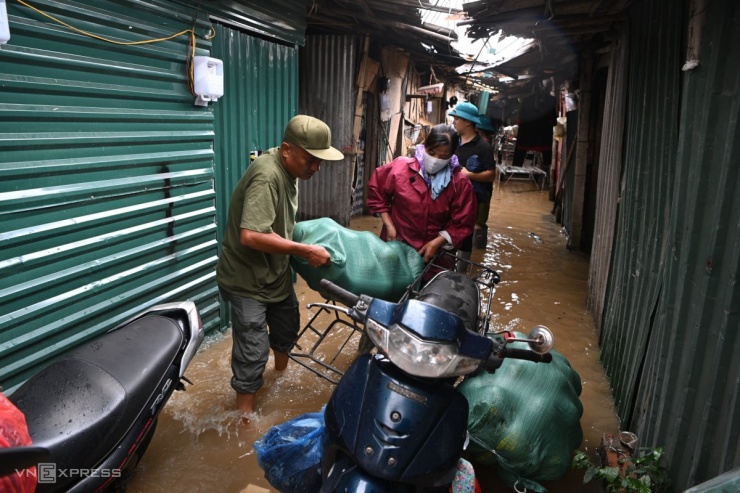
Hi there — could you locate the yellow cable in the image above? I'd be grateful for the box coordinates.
[16,0,213,46]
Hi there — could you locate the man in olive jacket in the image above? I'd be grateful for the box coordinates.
[217,115,344,416]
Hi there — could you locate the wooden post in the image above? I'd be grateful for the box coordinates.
[568,50,592,250]
[352,37,374,154]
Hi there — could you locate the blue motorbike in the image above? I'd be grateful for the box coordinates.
[306,253,554,492]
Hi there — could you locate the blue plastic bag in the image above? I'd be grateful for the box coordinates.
[253,411,324,493]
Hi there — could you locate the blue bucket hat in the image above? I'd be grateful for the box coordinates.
[448,102,481,124]
[476,115,497,132]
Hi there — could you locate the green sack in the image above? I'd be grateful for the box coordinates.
[291,218,425,302]
[459,334,583,492]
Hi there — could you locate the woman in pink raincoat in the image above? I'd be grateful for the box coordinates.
[367,123,477,263]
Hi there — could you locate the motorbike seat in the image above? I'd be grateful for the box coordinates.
[10,314,184,480]
[416,271,480,333]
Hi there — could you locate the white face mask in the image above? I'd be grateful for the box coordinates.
[423,151,450,175]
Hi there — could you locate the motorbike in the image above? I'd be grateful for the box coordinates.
[0,301,204,493]
[307,252,555,492]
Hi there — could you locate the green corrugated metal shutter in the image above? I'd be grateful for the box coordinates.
[209,21,298,328]
[0,0,220,392]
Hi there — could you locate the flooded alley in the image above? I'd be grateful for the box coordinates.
[128,183,620,493]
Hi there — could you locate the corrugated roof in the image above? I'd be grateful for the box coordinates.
[459,0,632,97]
[305,0,466,82]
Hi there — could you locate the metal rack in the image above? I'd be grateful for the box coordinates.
[496,150,548,190]
[288,300,365,384]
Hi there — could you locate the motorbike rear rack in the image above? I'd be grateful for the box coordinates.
[289,250,500,384]
[288,299,365,385]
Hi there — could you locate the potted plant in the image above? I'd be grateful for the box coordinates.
[572,446,670,493]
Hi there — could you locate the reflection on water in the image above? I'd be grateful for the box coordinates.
[128,183,619,493]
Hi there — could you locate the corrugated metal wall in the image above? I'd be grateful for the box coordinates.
[0,0,222,392]
[350,92,368,218]
[628,0,740,487]
[599,0,740,488]
[587,24,629,334]
[298,35,357,226]
[179,0,306,46]
[210,21,298,328]
[210,22,298,243]
[600,0,681,423]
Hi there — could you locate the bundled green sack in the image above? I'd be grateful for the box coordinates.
[291,218,425,302]
[459,334,583,492]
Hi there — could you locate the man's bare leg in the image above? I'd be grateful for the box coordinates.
[237,392,255,414]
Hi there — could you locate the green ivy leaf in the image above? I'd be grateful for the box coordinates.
[601,466,620,483]
[583,467,598,483]
[572,450,591,469]
[624,477,649,493]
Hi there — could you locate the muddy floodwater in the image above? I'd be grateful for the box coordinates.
[128,183,620,493]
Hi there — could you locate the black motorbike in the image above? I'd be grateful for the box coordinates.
[0,301,203,492]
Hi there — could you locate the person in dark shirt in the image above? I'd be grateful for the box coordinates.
[448,102,495,265]
[476,114,498,145]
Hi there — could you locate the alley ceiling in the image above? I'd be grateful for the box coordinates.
[460,0,632,98]
[305,0,467,80]
[304,0,633,99]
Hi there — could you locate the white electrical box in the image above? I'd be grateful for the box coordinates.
[193,56,223,106]
[0,0,10,45]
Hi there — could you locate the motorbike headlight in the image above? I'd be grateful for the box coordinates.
[367,321,482,378]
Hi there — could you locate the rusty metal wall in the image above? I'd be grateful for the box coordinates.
[350,92,369,218]
[298,35,357,226]
[599,0,740,489]
[587,24,629,335]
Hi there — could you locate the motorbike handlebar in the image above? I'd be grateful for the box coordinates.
[485,340,553,372]
[319,279,360,307]
[501,346,553,363]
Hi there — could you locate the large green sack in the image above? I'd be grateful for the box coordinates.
[291,218,425,302]
[459,334,583,492]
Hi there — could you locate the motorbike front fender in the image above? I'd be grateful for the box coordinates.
[322,354,468,487]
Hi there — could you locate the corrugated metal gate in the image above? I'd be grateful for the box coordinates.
[0,0,221,392]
